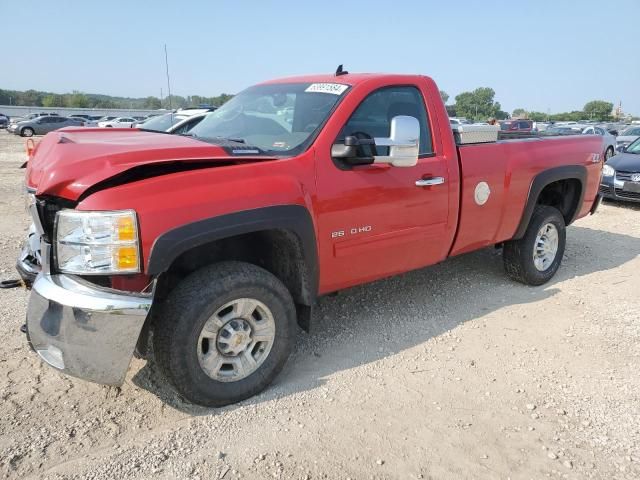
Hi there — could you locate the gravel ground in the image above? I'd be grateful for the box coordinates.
[0,131,638,479]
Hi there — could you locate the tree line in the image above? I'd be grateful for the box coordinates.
[0,88,233,110]
[440,90,618,122]
[1,86,619,122]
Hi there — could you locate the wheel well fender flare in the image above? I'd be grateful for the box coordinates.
[147,204,319,300]
[513,165,587,239]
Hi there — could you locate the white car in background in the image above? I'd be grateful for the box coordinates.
[135,108,215,132]
[582,126,617,161]
[167,113,209,135]
[98,117,137,128]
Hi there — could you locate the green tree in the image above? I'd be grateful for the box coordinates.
[439,90,449,104]
[454,87,501,121]
[18,89,42,106]
[512,108,527,118]
[583,100,613,121]
[42,94,65,107]
[143,96,162,109]
[212,93,233,106]
[528,111,548,122]
[66,91,89,108]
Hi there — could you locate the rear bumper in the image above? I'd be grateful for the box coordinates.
[599,176,640,203]
[26,272,153,386]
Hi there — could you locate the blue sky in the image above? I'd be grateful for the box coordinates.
[2,0,638,115]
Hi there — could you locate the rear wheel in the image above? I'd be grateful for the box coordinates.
[21,127,34,137]
[605,146,614,161]
[503,205,566,286]
[153,261,296,407]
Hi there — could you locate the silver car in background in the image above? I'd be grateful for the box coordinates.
[616,126,640,152]
[8,116,84,137]
[582,126,617,161]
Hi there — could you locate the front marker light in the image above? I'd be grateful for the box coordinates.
[602,164,615,177]
[55,210,141,275]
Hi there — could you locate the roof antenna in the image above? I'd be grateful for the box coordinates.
[335,64,348,76]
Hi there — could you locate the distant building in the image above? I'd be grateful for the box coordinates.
[612,101,624,120]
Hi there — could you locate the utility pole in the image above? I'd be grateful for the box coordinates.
[164,44,172,111]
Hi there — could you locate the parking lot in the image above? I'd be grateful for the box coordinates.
[0,131,638,479]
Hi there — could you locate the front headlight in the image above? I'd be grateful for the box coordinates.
[55,210,141,274]
[602,164,615,177]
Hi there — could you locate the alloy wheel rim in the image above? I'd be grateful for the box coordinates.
[197,298,276,382]
[533,223,559,272]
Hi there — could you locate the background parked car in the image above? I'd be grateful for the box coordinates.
[616,126,640,152]
[599,137,640,203]
[95,116,117,124]
[0,113,8,128]
[98,117,137,128]
[167,112,209,135]
[500,119,534,132]
[8,116,84,137]
[449,117,471,126]
[135,108,214,132]
[543,126,582,135]
[582,126,617,160]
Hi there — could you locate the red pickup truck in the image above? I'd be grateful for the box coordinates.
[19,72,603,407]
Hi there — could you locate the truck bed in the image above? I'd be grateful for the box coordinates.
[449,135,604,256]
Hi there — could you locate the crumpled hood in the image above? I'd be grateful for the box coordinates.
[26,128,266,200]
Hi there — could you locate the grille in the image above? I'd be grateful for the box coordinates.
[599,185,613,195]
[614,188,640,200]
[615,171,640,182]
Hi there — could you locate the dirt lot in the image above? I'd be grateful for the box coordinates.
[0,132,638,480]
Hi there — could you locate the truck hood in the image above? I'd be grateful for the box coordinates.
[26,128,272,201]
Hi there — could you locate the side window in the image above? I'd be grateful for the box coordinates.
[338,86,432,155]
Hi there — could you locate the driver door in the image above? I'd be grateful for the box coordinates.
[315,85,451,292]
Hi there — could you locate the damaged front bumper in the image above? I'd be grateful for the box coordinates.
[19,231,153,386]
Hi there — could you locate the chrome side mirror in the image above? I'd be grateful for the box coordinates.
[330,115,421,168]
[374,115,420,167]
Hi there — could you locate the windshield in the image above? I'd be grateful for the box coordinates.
[621,127,640,137]
[138,113,187,131]
[626,138,640,154]
[189,82,349,155]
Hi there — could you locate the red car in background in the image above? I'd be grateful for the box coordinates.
[500,119,534,133]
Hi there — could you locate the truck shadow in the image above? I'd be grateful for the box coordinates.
[602,198,640,211]
[131,225,640,414]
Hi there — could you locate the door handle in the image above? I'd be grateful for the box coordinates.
[415,177,445,187]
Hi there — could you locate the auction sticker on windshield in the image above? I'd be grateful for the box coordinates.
[305,83,349,95]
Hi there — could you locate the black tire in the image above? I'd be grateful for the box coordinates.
[153,261,296,407]
[21,127,34,137]
[605,146,614,161]
[503,205,566,286]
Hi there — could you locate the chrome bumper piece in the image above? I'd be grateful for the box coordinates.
[26,267,153,386]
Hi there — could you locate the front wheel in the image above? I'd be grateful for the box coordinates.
[21,127,34,137]
[153,261,296,407]
[503,205,566,286]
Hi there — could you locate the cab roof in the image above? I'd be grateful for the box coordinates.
[259,72,427,87]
